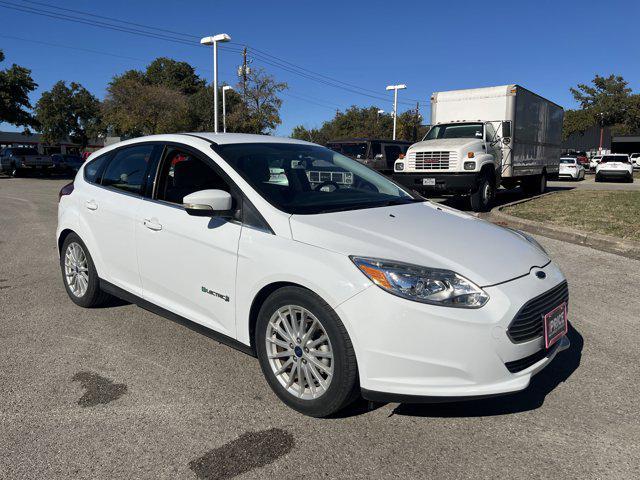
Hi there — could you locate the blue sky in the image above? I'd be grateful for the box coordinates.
[1,0,639,136]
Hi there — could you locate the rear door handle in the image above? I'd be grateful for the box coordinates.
[143,218,162,231]
[85,200,98,211]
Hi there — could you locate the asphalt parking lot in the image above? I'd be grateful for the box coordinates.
[1,177,639,479]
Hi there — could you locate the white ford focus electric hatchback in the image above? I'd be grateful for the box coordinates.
[57,133,570,417]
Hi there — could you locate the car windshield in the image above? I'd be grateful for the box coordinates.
[424,123,484,140]
[601,155,629,163]
[560,158,576,164]
[630,153,640,158]
[327,142,368,158]
[217,143,420,214]
[11,148,39,155]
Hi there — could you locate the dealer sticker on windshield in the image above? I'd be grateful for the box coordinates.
[544,302,567,348]
[422,178,436,186]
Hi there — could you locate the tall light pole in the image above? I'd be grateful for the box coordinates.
[386,84,406,140]
[200,33,231,133]
[222,85,233,133]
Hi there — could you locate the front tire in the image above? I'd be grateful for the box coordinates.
[469,174,495,212]
[255,286,359,417]
[60,233,111,307]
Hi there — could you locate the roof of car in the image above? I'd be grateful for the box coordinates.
[182,132,316,146]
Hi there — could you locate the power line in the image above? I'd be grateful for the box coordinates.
[1,0,423,112]
[20,0,201,40]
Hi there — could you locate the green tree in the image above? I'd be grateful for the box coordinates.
[144,57,205,95]
[187,84,243,132]
[35,81,101,147]
[564,74,638,139]
[0,49,38,130]
[102,75,190,136]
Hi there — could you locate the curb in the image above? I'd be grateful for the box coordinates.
[484,191,640,261]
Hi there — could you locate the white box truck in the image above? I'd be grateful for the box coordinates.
[392,85,564,211]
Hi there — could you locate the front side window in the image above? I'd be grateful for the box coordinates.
[217,143,419,214]
[101,145,154,194]
[327,142,368,158]
[424,123,484,140]
[11,147,39,156]
[155,147,230,204]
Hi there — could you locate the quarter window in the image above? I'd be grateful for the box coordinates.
[84,153,110,184]
[101,145,154,194]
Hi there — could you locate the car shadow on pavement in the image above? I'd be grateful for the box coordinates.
[388,323,583,418]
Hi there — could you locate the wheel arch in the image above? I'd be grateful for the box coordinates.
[57,228,75,253]
[247,281,308,353]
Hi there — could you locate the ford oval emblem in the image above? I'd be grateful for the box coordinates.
[535,271,546,279]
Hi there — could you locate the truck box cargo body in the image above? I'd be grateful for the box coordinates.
[392,85,564,211]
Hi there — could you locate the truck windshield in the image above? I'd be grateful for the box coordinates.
[424,123,484,140]
[217,143,420,215]
[327,142,368,158]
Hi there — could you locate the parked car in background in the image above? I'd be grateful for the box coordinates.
[0,147,53,176]
[393,85,564,211]
[57,132,570,417]
[326,138,411,175]
[589,155,602,170]
[52,154,85,174]
[595,154,634,182]
[559,157,585,180]
[630,153,640,168]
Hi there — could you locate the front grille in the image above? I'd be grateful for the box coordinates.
[507,281,569,343]
[408,151,456,170]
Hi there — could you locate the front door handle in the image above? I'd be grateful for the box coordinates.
[143,218,162,231]
[85,200,98,211]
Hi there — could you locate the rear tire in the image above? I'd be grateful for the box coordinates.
[60,233,111,308]
[469,174,495,212]
[10,164,20,177]
[522,172,547,195]
[255,286,359,417]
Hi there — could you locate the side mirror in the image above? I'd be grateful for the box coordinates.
[374,153,384,160]
[183,189,233,217]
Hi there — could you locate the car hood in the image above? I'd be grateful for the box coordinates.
[289,202,550,287]
[408,138,480,151]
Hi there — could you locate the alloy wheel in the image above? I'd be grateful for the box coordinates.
[265,305,333,400]
[64,242,89,297]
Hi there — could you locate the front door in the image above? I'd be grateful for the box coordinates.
[136,145,241,337]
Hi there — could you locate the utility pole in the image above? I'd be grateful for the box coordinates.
[413,101,420,142]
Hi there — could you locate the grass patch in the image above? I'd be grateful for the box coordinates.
[504,190,640,241]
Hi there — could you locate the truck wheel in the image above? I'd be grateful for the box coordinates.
[522,173,547,195]
[10,164,20,178]
[469,175,495,212]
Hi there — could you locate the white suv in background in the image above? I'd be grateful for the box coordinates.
[595,154,634,183]
[56,133,570,417]
[559,157,586,180]
[630,153,640,168]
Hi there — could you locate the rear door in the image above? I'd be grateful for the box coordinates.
[136,144,242,337]
[78,144,158,296]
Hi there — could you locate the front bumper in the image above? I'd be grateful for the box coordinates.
[336,261,570,401]
[393,172,482,194]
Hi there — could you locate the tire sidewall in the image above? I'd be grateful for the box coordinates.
[255,287,358,417]
[60,233,101,308]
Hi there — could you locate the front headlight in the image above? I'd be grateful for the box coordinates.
[350,256,489,308]
[507,228,548,255]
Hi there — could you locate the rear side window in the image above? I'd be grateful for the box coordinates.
[101,145,154,195]
[84,153,110,184]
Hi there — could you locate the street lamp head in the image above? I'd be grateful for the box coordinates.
[200,33,231,45]
[386,84,407,91]
[223,86,233,92]
[377,109,385,114]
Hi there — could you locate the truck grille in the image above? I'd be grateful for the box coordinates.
[507,281,569,343]
[408,151,457,170]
